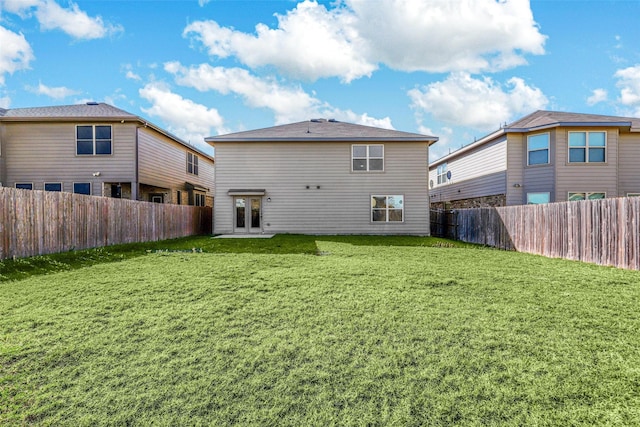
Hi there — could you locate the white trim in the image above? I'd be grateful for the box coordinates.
[567,131,607,163]
[371,194,404,223]
[527,132,550,166]
[568,191,606,201]
[76,124,113,156]
[526,192,550,204]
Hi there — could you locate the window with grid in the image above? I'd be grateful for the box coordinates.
[371,195,404,222]
[352,145,384,172]
[437,163,448,184]
[568,192,605,201]
[187,152,199,175]
[568,131,606,163]
[76,125,112,155]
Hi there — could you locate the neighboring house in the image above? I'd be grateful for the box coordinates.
[206,119,437,235]
[429,110,640,208]
[0,103,214,206]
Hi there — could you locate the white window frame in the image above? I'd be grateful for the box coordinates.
[371,195,404,223]
[352,145,384,172]
[527,133,550,166]
[187,152,199,175]
[15,183,33,190]
[73,182,91,195]
[76,125,112,156]
[568,192,606,201]
[44,182,62,192]
[627,193,640,197]
[526,192,550,204]
[436,163,448,185]
[568,131,606,163]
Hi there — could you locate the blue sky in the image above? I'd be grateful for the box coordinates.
[2,0,640,159]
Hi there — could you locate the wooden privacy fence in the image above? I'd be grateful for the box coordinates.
[0,187,212,260]
[431,197,640,270]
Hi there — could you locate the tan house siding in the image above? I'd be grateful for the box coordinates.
[429,138,507,206]
[619,133,640,195]
[554,127,619,201]
[214,141,430,235]
[2,121,136,195]
[506,133,525,205]
[137,127,214,204]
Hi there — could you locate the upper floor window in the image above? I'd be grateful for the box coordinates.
[352,145,384,172]
[77,125,112,155]
[371,195,403,222]
[568,192,605,201]
[187,152,199,175]
[527,133,549,165]
[436,163,448,185]
[568,131,606,163]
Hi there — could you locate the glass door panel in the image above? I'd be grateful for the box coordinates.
[235,198,246,231]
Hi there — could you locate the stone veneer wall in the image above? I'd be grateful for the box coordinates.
[431,194,506,210]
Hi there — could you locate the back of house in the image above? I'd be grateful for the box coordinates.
[207,119,437,235]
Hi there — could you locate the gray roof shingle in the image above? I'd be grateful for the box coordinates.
[507,110,640,130]
[206,119,437,143]
[1,103,136,119]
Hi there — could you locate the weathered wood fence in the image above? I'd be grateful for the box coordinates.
[431,197,640,270]
[0,187,212,260]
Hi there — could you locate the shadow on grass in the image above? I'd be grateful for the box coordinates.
[0,234,472,283]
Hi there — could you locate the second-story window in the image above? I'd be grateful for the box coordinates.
[437,163,448,184]
[187,152,199,175]
[76,125,112,155]
[352,145,384,172]
[568,131,606,163]
[527,133,549,165]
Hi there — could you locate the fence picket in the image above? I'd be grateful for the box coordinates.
[0,187,212,260]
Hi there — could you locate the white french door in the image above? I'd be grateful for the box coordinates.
[234,197,262,233]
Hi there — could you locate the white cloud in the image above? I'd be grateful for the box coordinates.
[27,82,80,98]
[0,25,34,85]
[126,71,141,81]
[35,0,122,39]
[139,81,226,152]
[0,95,10,108]
[2,0,122,40]
[183,0,546,82]
[350,0,546,73]
[184,1,373,83]
[165,61,393,127]
[614,65,640,114]
[409,72,548,131]
[587,88,608,106]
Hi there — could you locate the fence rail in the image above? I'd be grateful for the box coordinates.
[0,187,212,260]
[431,197,640,270]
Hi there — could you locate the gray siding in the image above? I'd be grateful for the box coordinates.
[2,122,136,195]
[429,138,506,203]
[554,127,619,201]
[214,141,430,235]
[618,133,640,195]
[506,134,525,205]
[430,171,506,204]
[138,128,214,202]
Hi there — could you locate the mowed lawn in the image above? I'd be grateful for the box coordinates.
[1,235,640,426]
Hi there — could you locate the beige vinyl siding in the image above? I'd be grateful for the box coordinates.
[214,141,429,235]
[618,133,640,195]
[430,171,506,204]
[428,138,507,203]
[137,127,214,202]
[2,122,136,195]
[554,127,619,201]
[506,133,525,205]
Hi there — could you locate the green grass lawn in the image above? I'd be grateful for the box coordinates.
[1,235,639,426]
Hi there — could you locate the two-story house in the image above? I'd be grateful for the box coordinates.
[206,119,437,235]
[0,103,214,206]
[429,110,640,208]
